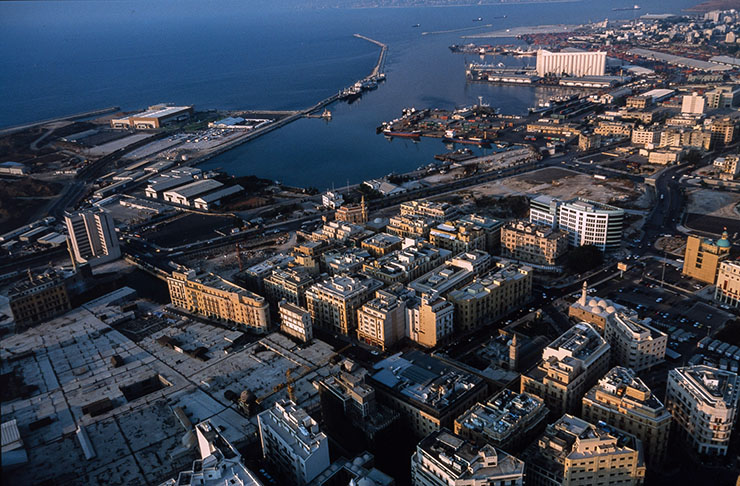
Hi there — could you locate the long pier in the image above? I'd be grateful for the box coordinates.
[0,106,120,137]
[189,34,387,167]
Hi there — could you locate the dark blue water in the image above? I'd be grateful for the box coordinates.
[1,0,696,187]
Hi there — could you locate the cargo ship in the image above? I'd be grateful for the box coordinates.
[442,137,491,147]
[383,129,421,139]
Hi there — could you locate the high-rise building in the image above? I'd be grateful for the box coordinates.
[682,231,731,284]
[536,49,606,77]
[447,262,533,332]
[65,208,121,266]
[522,414,646,486]
[368,351,488,437]
[501,220,569,266]
[356,290,407,350]
[665,365,740,456]
[258,399,331,485]
[167,268,270,333]
[410,429,524,486]
[454,389,548,452]
[406,293,455,348]
[603,312,667,372]
[708,116,737,146]
[305,275,383,336]
[521,322,611,416]
[279,301,313,342]
[529,196,624,251]
[582,367,672,466]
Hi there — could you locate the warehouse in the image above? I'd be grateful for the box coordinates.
[110,104,193,129]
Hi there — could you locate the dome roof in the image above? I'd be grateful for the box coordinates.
[588,299,599,307]
[597,299,608,309]
[606,306,616,313]
[717,231,731,248]
[591,306,602,314]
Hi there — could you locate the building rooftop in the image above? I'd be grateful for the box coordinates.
[609,312,666,341]
[543,322,609,369]
[369,351,484,414]
[308,275,382,299]
[586,366,667,414]
[417,429,524,481]
[126,105,193,119]
[456,389,547,443]
[671,365,740,409]
[163,179,223,199]
[258,399,327,460]
[362,233,402,248]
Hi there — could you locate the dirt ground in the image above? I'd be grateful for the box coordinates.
[686,188,740,219]
[462,167,648,208]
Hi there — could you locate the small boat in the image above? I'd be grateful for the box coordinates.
[412,23,420,27]
[473,17,483,22]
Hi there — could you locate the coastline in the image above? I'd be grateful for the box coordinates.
[462,23,584,38]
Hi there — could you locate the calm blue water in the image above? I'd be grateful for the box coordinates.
[1,0,697,187]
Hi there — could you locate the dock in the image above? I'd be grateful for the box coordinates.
[0,106,121,137]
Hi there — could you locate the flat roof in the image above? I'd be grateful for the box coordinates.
[164,179,223,199]
[126,105,192,120]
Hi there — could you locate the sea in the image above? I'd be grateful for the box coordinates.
[1,0,699,188]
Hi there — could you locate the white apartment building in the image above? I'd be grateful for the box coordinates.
[666,365,740,456]
[536,49,606,77]
[64,208,121,266]
[279,301,313,342]
[530,196,624,251]
[258,400,330,485]
[716,260,740,307]
[604,312,667,371]
[411,429,524,486]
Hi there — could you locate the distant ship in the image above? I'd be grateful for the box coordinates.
[412,23,420,27]
[473,17,483,21]
[383,129,421,139]
[613,5,640,11]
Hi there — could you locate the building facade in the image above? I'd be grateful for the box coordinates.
[536,50,606,77]
[715,260,740,307]
[501,220,569,266]
[356,290,407,350]
[406,294,455,348]
[582,367,672,466]
[279,301,313,342]
[603,312,667,372]
[682,232,731,284]
[665,365,740,456]
[65,208,121,266]
[167,268,270,333]
[8,270,72,329]
[258,399,331,485]
[429,221,486,254]
[264,267,316,308]
[305,275,383,336]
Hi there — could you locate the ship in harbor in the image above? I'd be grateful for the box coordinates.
[442,137,492,147]
[338,74,385,102]
[383,129,421,139]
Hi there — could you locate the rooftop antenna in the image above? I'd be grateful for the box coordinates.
[27,268,33,282]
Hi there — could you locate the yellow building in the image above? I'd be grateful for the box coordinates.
[387,214,434,239]
[305,275,383,336]
[407,294,455,348]
[523,414,646,486]
[335,196,368,224]
[682,232,731,284]
[360,232,402,257]
[501,220,569,266]
[429,221,486,254]
[167,268,270,333]
[582,367,672,466]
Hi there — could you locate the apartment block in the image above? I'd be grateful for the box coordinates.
[631,126,661,146]
[356,290,406,350]
[279,300,313,342]
[454,389,548,452]
[400,200,459,222]
[361,233,403,257]
[264,267,316,307]
[305,275,383,335]
[429,221,486,254]
[603,312,667,371]
[362,244,452,285]
[167,268,270,333]
[258,399,330,485]
[447,261,533,332]
[522,414,646,486]
[715,260,740,307]
[582,367,672,466]
[8,269,72,329]
[457,214,503,253]
[521,322,611,416]
[409,250,491,296]
[369,351,488,438]
[387,214,435,239]
[406,293,455,348]
[665,365,740,456]
[411,429,524,486]
[501,220,569,266]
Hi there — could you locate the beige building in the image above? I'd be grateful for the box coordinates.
[631,126,661,146]
[626,95,652,110]
[714,154,740,180]
[264,267,315,307]
[362,244,451,285]
[334,196,368,224]
[400,200,459,222]
[501,220,569,266]
[8,270,72,329]
[411,429,524,486]
[406,294,455,348]
[454,389,548,452]
[387,214,434,239]
[647,148,683,165]
[521,322,611,416]
[447,262,533,332]
[360,232,402,257]
[709,116,737,146]
[568,283,624,333]
[682,232,731,284]
[167,268,270,333]
[356,290,406,350]
[582,366,672,466]
[603,312,667,371]
[522,414,646,486]
[279,301,313,342]
[305,275,383,336]
[594,120,634,137]
[110,104,193,129]
[715,260,740,307]
[578,132,601,151]
[429,221,486,254]
[666,365,740,456]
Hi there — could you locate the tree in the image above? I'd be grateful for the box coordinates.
[566,245,603,274]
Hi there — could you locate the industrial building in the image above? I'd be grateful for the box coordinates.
[535,49,606,77]
[110,104,193,129]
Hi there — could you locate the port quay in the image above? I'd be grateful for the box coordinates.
[187,34,388,167]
